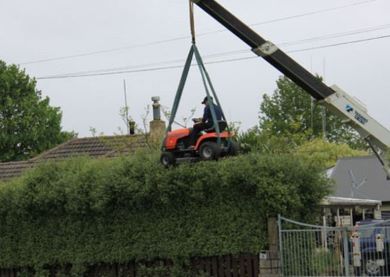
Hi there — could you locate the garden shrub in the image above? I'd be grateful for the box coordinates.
[0,150,330,271]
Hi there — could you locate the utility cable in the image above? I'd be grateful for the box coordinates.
[288,34,390,53]
[198,0,378,37]
[35,25,390,78]
[34,23,390,77]
[191,23,390,59]
[36,33,390,80]
[280,23,390,47]
[18,36,189,65]
[19,0,379,65]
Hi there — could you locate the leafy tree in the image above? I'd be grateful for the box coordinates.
[259,76,365,149]
[0,60,74,162]
[238,130,367,170]
[295,138,367,169]
[238,126,307,154]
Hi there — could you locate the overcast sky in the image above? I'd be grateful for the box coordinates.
[1,0,390,137]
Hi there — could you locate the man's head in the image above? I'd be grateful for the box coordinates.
[202,96,213,105]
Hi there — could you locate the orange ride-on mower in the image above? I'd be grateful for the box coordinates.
[160,120,239,166]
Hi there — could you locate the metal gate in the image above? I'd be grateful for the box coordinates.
[278,215,390,276]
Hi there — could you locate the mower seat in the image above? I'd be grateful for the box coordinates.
[204,120,227,133]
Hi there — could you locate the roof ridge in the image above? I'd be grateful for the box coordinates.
[76,134,144,140]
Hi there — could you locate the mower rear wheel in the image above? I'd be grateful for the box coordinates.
[199,141,221,161]
[160,152,176,167]
[227,141,240,156]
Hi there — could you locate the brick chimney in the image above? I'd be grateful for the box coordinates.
[149,96,166,141]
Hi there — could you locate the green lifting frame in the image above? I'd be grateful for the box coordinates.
[165,43,229,146]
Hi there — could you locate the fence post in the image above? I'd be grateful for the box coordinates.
[278,215,283,276]
[268,217,279,255]
[259,217,280,276]
[342,228,350,276]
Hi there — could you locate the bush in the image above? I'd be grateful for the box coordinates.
[0,150,330,270]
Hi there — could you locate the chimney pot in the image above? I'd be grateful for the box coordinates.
[151,96,161,121]
[129,121,135,135]
[149,96,165,141]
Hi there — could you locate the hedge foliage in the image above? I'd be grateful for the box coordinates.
[0,151,330,270]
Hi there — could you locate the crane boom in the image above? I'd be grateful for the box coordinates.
[192,0,390,175]
[192,0,334,100]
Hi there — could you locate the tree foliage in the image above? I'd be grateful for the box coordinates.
[0,60,74,162]
[238,126,308,155]
[259,76,365,149]
[0,151,330,272]
[295,138,367,169]
[238,128,367,169]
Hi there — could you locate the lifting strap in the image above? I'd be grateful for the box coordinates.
[166,45,194,133]
[193,45,223,144]
[165,43,229,146]
[189,0,196,44]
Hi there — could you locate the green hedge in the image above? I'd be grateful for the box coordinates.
[0,151,330,269]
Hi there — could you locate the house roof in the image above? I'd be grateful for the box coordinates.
[329,156,390,202]
[0,135,147,181]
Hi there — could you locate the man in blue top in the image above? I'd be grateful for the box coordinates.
[188,96,222,147]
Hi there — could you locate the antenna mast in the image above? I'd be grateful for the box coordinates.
[123,79,130,134]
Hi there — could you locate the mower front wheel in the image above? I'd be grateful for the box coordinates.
[160,152,176,167]
[199,141,221,161]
